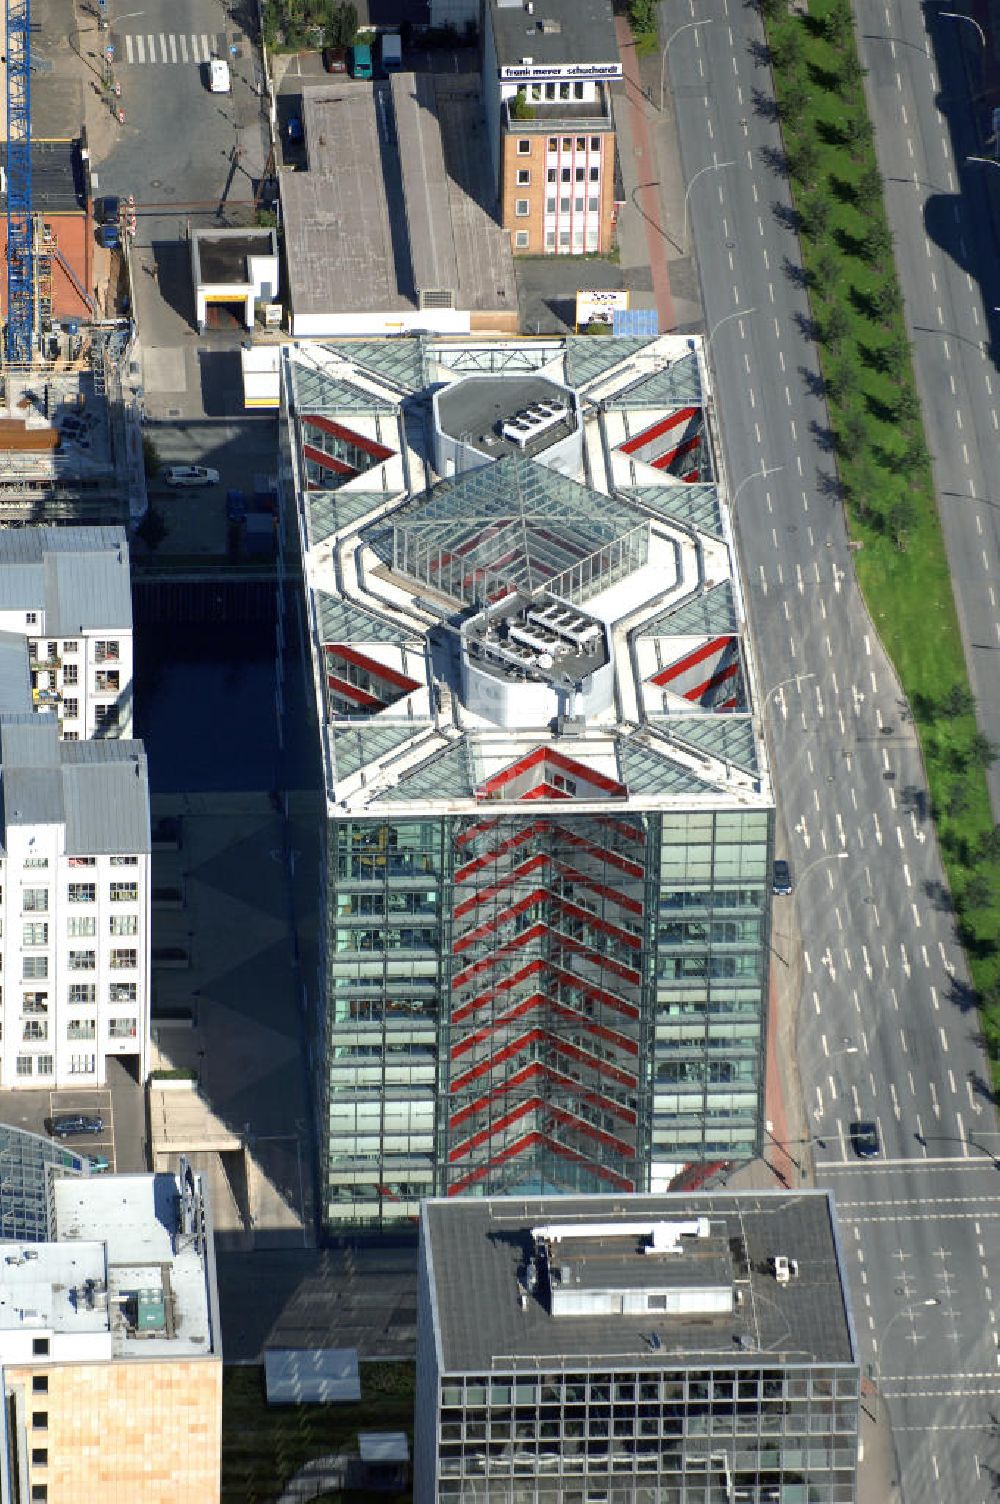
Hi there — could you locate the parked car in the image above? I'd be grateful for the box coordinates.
[287,115,303,144]
[97,222,120,250]
[209,58,231,93]
[84,1153,111,1173]
[98,195,120,227]
[162,464,220,487]
[772,858,793,895]
[323,45,347,73]
[380,33,402,73]
[50,1113,104,1139]
[349,42,372,79]
[849,1120,881,1159]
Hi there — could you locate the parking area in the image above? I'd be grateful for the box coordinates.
[0,1057,144,1173]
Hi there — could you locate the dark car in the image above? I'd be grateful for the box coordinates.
[98,195,121,226]
[50,1112,104,1139]
[849,1120,880,1159]
[772,858,793,895]
[322,45,347,72]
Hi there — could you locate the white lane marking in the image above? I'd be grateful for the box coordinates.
[126,34,134,63]
[180,33,189,62]
[136,34,145,63]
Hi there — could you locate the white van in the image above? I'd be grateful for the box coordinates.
[209,58,231,94]
[162,465,220,487]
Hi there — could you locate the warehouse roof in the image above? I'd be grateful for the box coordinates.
[0,526,131,632]
[0,718,149,853]
[486,0,620,70]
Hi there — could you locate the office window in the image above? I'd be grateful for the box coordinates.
[110,914,138,937]
[68,984,96,1005]
[95,705,119,730]
[561,136,571,149]
[110,949,137,970]
[23,858,48,870]
[22,957,48,981]
[16,1055,33,1077]
[516,168,530,185]
[559,197,570,213]
[561,167,570,183]
[546,197,556,212]
[46,643,56,661]
[94,640,119,663]
[111,856,138,867]
[515,199,529,217]
[95,670,119,694]
[68,1054,96,1075]
[110,982,137,1004]
[22,922,48,947]
[110,881,138,904]
[109,1018,137,1039]
[22,992,48,1015]
[31,1448,47,1466]
[574,82,585,99]
[516,138,531,155]
[559,228,571,246]
[68,858,96,868]
[574,196,584,211]
[590,166,600,181]
[588,196,600,212]
[68,883,96,903]
[32,1338,49,1357]
[62,663,78,686]
[62,699,79,721]
[576,136,586,149]
[547,136,557,150]
[25,612,37,626]
[22,889,47,913]
[32,1376,47,1393]
[67,1020,96,1041]
[67,951,96,972]
[591,136,602,152]
[35,1054,53,1076]
[62,640,77,654]
[31,1488,46,1503]
[62,732,79,742]
[22,1020,48,1042]
[31,1412,47,1430]
[546,167,556,183]
[515,230,530,248]
[545,229,556,247]
[68,916,96,938]
[575,167,585,182]
[560,82,570,99]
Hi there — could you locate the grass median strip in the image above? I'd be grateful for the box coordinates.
[757,0,1000,1062]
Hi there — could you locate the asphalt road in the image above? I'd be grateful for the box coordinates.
[855,0,1000,819]
[659,0,1000,1498]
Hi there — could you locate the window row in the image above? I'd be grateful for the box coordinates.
[23,951,138,979]
[18,1016,138,1042]
[21,916,139,943]
[23,882,139,909]
[10,982,138,1009]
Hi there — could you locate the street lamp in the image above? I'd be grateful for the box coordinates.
[795,851,849,892]
[659,20,713,112]
[683,160,736,251]
[706,306,756,363]
[940,10,986,47]
[730,464,784,512]
[762,671,815,716]
[873,1300,940,1423]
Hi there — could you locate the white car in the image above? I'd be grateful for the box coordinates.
[209,58,231,94]
[162,465,220,487]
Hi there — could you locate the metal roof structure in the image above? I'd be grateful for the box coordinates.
[0,1122,90,1243]
[0,718,149,855]
[264,1347,361,1404]
[622,482,723,538]
[305,491,397,549]
[376,453,650,608]
[289,362,399,415]
[0,525,131,631]
[609,350,702,409]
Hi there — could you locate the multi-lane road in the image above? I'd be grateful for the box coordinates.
[660,0,1000,1496]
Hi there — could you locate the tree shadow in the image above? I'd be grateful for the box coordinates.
[834,225,866,259]
[771,199,801,233]
[828,172,857,205]
[922,877,953,911]
[808,418,837,453]
[797,363,826,400]
[816,468,845,498]
[946,974,979,1014]
[792,308,820,342]
[816,118,847,148]
[806,59,842,92]
[781,254,809,290]
[751,85,779,121]
[747,39,773,69]
[864,392,897,424]
[757,143,787,175]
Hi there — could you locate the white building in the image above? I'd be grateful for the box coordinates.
[0,713,150,1090]
[0,526,134,740]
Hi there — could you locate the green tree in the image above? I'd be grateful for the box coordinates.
[799,187,831,237]
[823,302,850,352]
[963,871,994,912]
[328,2,357,46]
[141,433,161,480]
[888,490,918,550]
[628,0,658,33]
[836,51,867,99]
[822,0,854,49]
[893,384,920,425]
[788,136,821,188]
[872,275,902,326]
[978,824,1000,863]
[812,243,839,296]
[879,326,909,377]
[770,24,804,73]
[862,219,893,263]
[970,731,1000,769]
[946,778,972,818]
[942,683,976,720]
[839,402,868,457]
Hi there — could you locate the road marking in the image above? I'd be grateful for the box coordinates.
[148,33,156,61]
[911,902,921,928]
[201,34,212,59]
[170,33,177,63]
[180,33,189,62]
[957,1110,967,1154]
[948,1068,956,1094]
[136,34,145,63]
[160,31,168,62]
[939,1026,949,1054]
[126,34,134,63]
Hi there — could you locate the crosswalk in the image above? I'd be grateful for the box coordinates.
[119,32,228,66]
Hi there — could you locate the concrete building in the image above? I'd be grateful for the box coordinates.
[0,713,150,1090]
[280,332,774,1232]
[280,76,517,338]
[0,1148,222,1504]
[415,1192,860,1504]
[191,227,279,332]
[0,526,134,740]
[481,0,622,256]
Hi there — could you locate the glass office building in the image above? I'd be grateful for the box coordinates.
[416,1194,860,1504]
[281,335,775,1231]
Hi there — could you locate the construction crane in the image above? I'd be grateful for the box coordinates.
[6,0,34,365]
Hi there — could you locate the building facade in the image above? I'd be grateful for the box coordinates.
[0,715,151,1090]
[481,0,622,256]
[415,1193,860,1504]
[0,526,134,740]
[280,333,774,1231]
[0,1153,222,1504]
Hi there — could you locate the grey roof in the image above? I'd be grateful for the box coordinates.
[392,71,459,298]
[317,341,427,394]
[436,375,576,460]
[421,1192,856,1372]
[0,632,31,714]
[487,0,620,68]
[0,720,149,854]
[0,526,131,632]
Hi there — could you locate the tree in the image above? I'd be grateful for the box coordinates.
[872,276,902,326]
[946,778,972,818]
[879,326,909,376]
[963,871,994,912]
[328,2,357,46]
[839,403,868,458]
[862,219,893,263]
[629,0,658,33]
[822,302,850,352]
[788,136,821,188]
[799,188,831,238]
[888,490,918,550]
[893,384,920,425]
[770,24,804,73]
[970,731,1000,769]
[836,52,867,99]
[942,683,976,720]
[822,0,854,49]
[812,243,839,296]
[978,824,1000,863]
[899,431,929,476]
[141,433,161,480]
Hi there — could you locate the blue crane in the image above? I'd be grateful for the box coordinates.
[6,0,33,365]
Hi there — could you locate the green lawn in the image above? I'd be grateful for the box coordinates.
[222,1362,415,1504]
[757,0,1000,1062]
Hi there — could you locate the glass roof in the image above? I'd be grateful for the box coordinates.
[315,592,415,646]
[649,716,759,776]
[313,340,427,393]
[380,741,474,801]
[0,1123,86,1242]
[564,336,657,391]
[610,351,702,409]
[619,483,723,539]
[290,362,399,414]
[332,723,427,781]
[371,453,650,607]
[618,735,722,796]
[432,343,559,377]
[305,491,393,549]
[639,581,739,639]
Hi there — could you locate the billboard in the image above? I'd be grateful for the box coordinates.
[575,288,629,331]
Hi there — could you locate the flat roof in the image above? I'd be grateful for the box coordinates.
[282,77,515,322]
[0,525,131,631]
[421,1192,856,1372]
[435,375,576,460]
[1,140,85,214]
[487,0,620,69]
[194,229,276,286]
